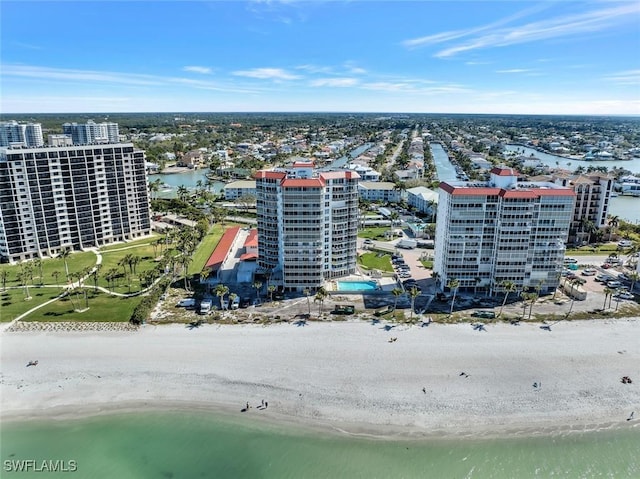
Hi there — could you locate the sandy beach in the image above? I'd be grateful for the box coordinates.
[1,319,639,438]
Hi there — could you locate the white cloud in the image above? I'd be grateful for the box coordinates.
[183,66,212,74]
[496,69,534,74]
[232,67,301,80]
[309,78,359,87]
[433,3,640,58]
[1,64,259,94]
[604,69,640,86]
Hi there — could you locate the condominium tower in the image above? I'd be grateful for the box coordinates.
[63,120,120,145]
[434,167,575,295]
[0,143,151,263]
[255,162,360,291]
[0,121,44,148]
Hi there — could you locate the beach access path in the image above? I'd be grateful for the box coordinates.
[1,320,639,438]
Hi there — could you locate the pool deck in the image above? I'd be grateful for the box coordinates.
[330,276,398,293]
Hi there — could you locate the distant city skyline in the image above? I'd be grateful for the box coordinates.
[2,1,639,115]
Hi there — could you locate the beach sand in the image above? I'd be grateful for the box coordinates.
[1,319,639,438]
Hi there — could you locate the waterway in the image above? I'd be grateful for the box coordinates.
[429,142,459,182]
[504,144,640,174]
[504,145,640,224]
[327,143,373,169]
[148,169,224,198]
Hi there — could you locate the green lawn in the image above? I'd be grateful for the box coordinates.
[22,290,142,322]
[358,252,393,272]
[99,235,161,252]
[0,287,62,322]
[0,251,97,289]
[189,223,241,275]
[98,242,162,294]
[358,227,391,240]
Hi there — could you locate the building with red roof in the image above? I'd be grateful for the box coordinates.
[434,166,575,296]
[255,167,360,291]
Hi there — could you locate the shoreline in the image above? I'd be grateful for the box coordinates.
[2,320,639,440]
[2,398,639,442]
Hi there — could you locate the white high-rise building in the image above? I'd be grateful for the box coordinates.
[0,143,151,263]
[0,121,44,147]
[434,167,575,295]
[255,162,360,291]
[62,120,120,144]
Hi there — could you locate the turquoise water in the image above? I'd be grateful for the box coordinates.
[1,411,639,478]
[336,280,378,291]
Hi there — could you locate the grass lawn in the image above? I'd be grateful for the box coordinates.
[0,251,97,290]
[22,290,142,322]
[98,242,162,294]
[99,235,160,252]
[358,252,393,272]
[189,223,241,275]
[0,287,62,322]
[420,259,434,269]
[358,227,391,240]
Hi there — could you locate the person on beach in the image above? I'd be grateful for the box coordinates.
[265,401,268,409]
[422,387,426,394]
[628,411,635,421]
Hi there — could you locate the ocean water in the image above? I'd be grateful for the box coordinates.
[2,411,639,479]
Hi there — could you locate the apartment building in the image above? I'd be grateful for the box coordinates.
[357,181,402,203]
[548,172,614,244]
[63,120,120,145]
[255,165,360,291]
[223,180,257,201]
[406,186,438,216]
[0,143,151,263]
[434,167,575,295]
[0,121,44,147]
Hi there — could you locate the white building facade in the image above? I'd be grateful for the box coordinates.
[0,121,44,148]
[434,167,575,295]
[63,120,120,145]
[0,143,151,263]
[255,167,360,291]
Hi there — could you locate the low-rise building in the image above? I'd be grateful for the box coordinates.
[406,186,439,216]
[224,180,257,201]
[358,181,402,203]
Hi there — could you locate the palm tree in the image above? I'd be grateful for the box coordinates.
[431,271,440,289]
[267,285,276,302]
[130,255,142,274]
[118,256,129,276]
[498,280,516,318]
[552,271,562,300]
[19,270,31,300]
[447,278,459,316]
[59,248,71,279]
[228,292,238,310]
[314,287,328,316]
[388,211,399,237]
[628,272,639,293]
[603,287,614,310]
[607,215,619,241]
[391,287,403,310]
[215,284,229,310]
[0,269,8,291]
[408,286,420,321]
[253,281,263,303]
[303,288,311,315]
[33,258,44,286]
[177,185,189,202]
[149,178,163,200]
[51,270,61,289]
[566,278,585,317]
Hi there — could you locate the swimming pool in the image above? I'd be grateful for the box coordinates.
[336,280,378,292]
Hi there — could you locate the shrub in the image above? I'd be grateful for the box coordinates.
[129,278,170,325]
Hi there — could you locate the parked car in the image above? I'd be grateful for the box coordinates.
[563,257,578,264]
[472,310,496,319]
[363,239,373,245]
[601,263,612,269]
[595,273,614,282]
[615,291,635,300]
[618,240,633,248]
[607,281,623,288]
[177,298,196,308]
[199,299,213,315]
[399,273,411,278]
[581,269,597,276]
[240,297,251,308]
[618,273,630,281]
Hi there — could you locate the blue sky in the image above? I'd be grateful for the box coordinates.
[2,1,639,115]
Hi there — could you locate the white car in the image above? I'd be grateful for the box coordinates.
[618,240,633,248]
[615,291,634,300]
[581,269,596,276]
[563,257,578,264]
